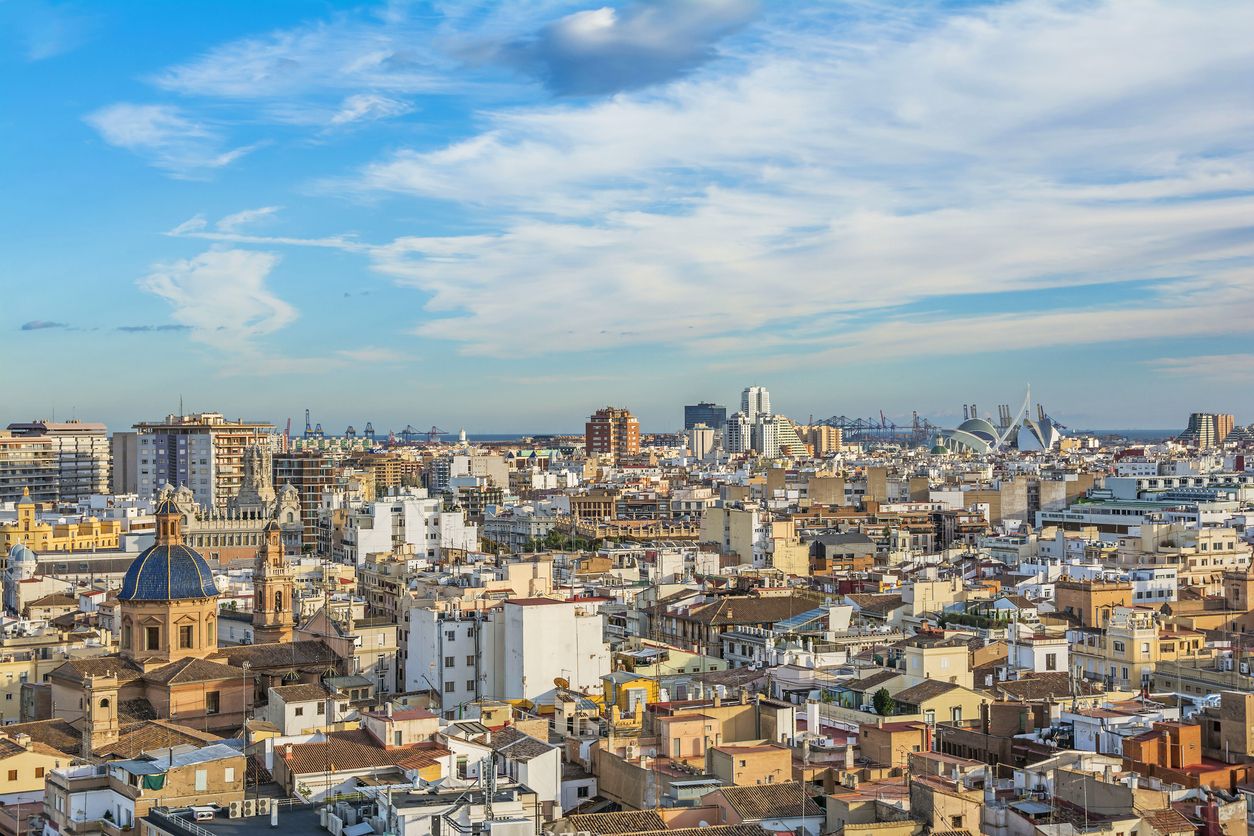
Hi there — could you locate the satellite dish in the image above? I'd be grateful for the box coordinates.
[554,677,570,690]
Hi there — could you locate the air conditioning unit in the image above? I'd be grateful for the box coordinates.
[228,802,242,819]
[256,799,271,816]
[242,800,256,817]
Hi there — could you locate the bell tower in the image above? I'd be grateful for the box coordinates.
[252,521,294,644]
[82,674,119,757]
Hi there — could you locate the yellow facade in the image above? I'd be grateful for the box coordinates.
[0,738,71,797]
[0,655,63,726]
[0,490,121,555]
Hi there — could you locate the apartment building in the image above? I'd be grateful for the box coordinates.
[585,407,640,462]
[5,421,109,501]
[134,413,273,509]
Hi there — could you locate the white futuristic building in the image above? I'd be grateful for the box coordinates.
[933,389,1065,454]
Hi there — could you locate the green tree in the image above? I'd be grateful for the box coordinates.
[872,687,896,716]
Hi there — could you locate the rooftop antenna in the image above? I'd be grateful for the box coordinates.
[179,394,184,417]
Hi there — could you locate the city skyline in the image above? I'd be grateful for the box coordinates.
[5,0,1254,430]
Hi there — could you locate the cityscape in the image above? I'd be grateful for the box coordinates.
[4,3,1254,836]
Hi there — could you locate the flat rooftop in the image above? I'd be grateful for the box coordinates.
[146,806,324,836]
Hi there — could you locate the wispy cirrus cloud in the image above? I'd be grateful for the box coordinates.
[83,103,256,176]
[1147,353,1254,384]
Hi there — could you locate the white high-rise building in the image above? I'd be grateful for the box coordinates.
[741,386,771,422]
[688,423,716,461]
[753,414,806,458]
[5,420,110,501]
[726,412,752,454]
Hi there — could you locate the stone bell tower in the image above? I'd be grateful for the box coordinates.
[252,521,294,644]
[82,673,119,757]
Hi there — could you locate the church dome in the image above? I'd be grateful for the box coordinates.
[8,543,35,564]
[118,497,218,601]
[119,544,218,601]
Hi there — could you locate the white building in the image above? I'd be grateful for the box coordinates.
[725,412,752,454]
[741,386,771,423]
[340,488,478,564]
[405,598,609,712]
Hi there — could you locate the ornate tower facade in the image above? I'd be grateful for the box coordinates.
[252,521,294,644]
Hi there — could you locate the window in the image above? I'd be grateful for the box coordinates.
[951,816,964,828]
[180,625,194,649]
[224,767,235,783]
[317,702,325,715]
[466,655,476,666]
[35,767,44,778]
[206,691,220,715]
[444,682,455,693]
[1113,641,1125,653]
[466,680,475,691]
[951,706,962,722]
[925,710,936,724]
[295,707,304,717]
[739,760,747,767]
[195,769,207,792]
[577,786,590,799]
[445,631,456,641]
[146,626,161,650]
[444,656,455,668]
[6,770,15,781]
[1045,653,1057,671]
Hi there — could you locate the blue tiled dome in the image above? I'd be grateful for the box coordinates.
[118,543,218,601]
[8,543,35,564]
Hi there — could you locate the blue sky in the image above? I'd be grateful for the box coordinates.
[3,0,1254,434]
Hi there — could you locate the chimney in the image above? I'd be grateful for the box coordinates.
[385,702,394,718]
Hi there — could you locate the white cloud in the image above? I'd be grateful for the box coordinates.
[138,249,296,352]
[84,103,255,175]
[328,93,413,126]
[216,206,282,232]
[335,0,1254,358]
[151,13,447,99]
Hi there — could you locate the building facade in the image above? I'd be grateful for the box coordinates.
[585,408,640,462]
[134,413,274,509]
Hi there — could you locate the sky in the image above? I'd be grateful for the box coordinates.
[2,0,1254,434]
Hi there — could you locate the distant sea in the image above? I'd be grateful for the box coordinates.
[433,433,575,443]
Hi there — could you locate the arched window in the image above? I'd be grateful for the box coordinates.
[275,591,283,612]
[100,698,110,709]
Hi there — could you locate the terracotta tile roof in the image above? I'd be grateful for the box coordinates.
[892,679,963,705]
[211,639,339,670]
[95,720,224,759]
[0,736,71,760]
[709,782,823,820]
[638,827,766,836]
[987,672,1102,701]
[143,656,245,685]
[561,811,668,835]
[27,593,79,608]
[280,729,449,775]
[847,670,903,693]
[119,698,157,723]
[487,726,554,762]
[846,594,905,616]
[0,719,82,756]
[1142,809,1195,835]
[48,656,143,686]
[271,683,337,703]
